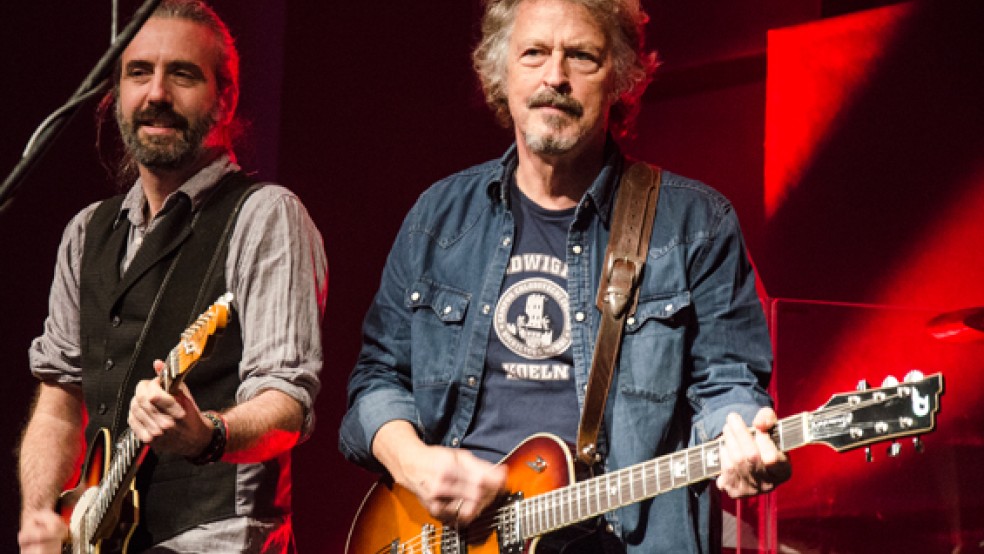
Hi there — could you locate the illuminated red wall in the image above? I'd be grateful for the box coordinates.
[761,2,984,552]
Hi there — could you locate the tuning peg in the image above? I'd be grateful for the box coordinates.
[857,380,873,462]
[881,375,899,388]
[913,436,924,453]
[904,369,925,383]
[887,441,902,457]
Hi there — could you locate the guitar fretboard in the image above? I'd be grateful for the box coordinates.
[82,429,145,537]
[507,413,810,540]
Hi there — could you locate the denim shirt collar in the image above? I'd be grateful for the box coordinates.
[487,137,624,226]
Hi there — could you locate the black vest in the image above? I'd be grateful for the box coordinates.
[79,172,287,549]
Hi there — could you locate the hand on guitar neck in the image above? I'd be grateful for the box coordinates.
[717,407,792,498]
[127,359,215,458]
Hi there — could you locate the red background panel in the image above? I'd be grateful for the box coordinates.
[762,3,984,552]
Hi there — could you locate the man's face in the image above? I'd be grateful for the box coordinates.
[116,17,225,171]
[505,0,615,157]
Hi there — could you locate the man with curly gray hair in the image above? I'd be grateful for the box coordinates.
[341,1,789,552]
[473,0,657,137]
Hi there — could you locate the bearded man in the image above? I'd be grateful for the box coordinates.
[340,0,789,552]
[17,1,327,552]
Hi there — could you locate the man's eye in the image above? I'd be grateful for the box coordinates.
[519,48,547,66]
[171,70,203,86]
[568,51,600,71]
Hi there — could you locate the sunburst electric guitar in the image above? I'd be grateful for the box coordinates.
[347,372,944,554]
[56,293,235,554]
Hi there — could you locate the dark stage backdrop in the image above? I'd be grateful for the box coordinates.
[3,1,982,552]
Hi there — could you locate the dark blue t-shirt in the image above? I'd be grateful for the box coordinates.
[461,181,580,462]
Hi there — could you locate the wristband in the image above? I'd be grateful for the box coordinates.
[189,411,228,465]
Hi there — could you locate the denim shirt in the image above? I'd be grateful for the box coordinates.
[340,143,774,553]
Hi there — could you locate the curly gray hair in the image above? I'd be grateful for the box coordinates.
[472,0,658,137]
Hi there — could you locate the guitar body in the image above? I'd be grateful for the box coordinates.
[57,428,139,554]
[346,433,580,554]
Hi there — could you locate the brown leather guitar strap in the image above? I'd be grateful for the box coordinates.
[576,161,661,466]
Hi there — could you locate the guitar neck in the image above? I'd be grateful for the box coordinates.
[83,429,149,537]
[83,345,186,537]
[510,413,810,539]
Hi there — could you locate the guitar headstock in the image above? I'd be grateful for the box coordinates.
[160,293,234,390]
[808,371,943,454]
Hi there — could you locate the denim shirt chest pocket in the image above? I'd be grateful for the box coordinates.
[405,277,471,387]
[618,290,692,397]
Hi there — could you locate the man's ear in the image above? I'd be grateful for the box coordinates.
[217,87,238,126]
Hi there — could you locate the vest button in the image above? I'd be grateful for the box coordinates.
[97,403,108,415]
[111,315,122,327]
[104,359,114,371]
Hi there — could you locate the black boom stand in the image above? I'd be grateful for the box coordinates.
[0,0,162,214]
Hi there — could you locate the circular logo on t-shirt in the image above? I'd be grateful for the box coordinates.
[494,277,571,359]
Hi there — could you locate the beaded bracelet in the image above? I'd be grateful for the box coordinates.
[189,410,228,465]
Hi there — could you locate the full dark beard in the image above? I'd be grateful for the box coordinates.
[117,103,215,171]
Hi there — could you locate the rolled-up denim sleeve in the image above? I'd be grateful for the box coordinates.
[686,203,774,445]
[228,186,328,442]
[339,203,422,474]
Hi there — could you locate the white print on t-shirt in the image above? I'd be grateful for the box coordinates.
[507,253,569,279]
[501,362,571,380]
[494,276,571,361]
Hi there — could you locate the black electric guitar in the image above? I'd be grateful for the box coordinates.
[56,293,235,554]
[346,372,944,554]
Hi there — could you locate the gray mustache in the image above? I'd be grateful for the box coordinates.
[527,90,584,118]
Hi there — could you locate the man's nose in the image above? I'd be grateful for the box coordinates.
[542,50,571,92]
[146,73,170,104]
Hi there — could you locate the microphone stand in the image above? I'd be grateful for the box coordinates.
[0,0,162,214]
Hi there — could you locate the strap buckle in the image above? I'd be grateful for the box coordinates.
[603,253,644,318]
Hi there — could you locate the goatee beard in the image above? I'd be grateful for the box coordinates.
[524,130,579,156]
[523,89,584,155]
